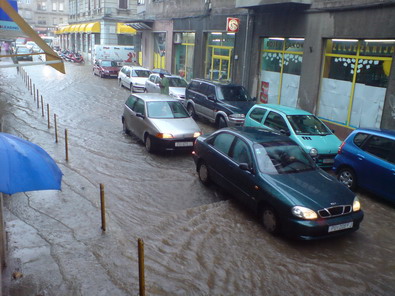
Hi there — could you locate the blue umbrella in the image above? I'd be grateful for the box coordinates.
[0,132,63,195]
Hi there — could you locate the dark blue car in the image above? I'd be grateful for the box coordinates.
[333,128,395,204]
[192,127,364,240]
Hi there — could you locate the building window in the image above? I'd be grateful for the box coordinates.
[174,33,195,81]
[137,0,145,4]
[37,1,47,11]
[205,32,235,82]
[52,2,57,10]
[37,17,46,25]
[53,17,57,25]
[119,0,127,9]
[318,39,394,128]
[259,37,304,106]
[59,2,64,11]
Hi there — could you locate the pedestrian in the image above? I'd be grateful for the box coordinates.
[159,73,169,95]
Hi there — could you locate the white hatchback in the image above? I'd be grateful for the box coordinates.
[118,65,151,93]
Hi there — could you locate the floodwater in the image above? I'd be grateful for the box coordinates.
[0,58,394,296]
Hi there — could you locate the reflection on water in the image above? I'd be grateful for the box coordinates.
[0,61,394,296]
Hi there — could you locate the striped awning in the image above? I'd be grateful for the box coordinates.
[117,23,136,35]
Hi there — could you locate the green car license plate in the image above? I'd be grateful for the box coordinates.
[328,222,353,233]
[323,158,334,164]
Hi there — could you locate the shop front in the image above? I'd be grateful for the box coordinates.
[318,39,394,129]
[173,32,195,81]
[258,37,304,106]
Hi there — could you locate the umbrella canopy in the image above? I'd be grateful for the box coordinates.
[0,132,63,195]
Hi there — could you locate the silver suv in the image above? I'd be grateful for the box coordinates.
[118,65,151,93]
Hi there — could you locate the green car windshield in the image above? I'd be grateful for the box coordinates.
[254,142,316,174]
[217,85,252,102]
[287,115,331,135]
[147,101,190,119]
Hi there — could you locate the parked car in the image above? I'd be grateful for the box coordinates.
[192,126,363,240]
[145,74,188,100]
[185,79,256,128]
[93,59,122,78]
[244,104,342,168]
[25,41,36,50]
[118,65,151,93]
[151,68,171,75]
[15,46,33,61]
[122,93,201,153]
[333,128,395,204]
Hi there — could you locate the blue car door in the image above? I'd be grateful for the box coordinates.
[359,135,395,200]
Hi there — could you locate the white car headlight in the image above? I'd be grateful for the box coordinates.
[292,206,318,220]
[309,148,318,157]
[353,197,361,212]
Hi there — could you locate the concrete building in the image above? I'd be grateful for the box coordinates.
[16,0,68,37]
[57,0,138,62]
[132,0,395,136]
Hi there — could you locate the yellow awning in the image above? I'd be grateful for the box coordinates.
[117,23,136,35]
[79,23,87,32]
[85,22,101,33]
[70,24,78,32]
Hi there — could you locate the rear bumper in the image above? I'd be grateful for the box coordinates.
[282,210,364,240]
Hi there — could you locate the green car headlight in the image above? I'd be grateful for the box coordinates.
[353,197,361,212]
[292,206,318,220]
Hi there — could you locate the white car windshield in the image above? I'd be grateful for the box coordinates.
[147,101,190,119]
[254,142,316,174]
[132,70,151,77]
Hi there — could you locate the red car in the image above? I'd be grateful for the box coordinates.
[93,59,122,78]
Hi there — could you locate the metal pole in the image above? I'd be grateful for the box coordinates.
[100,184,106,231]
[33,84,36,101]
[47,104,50,128]
[65,129,69,161]
[54,114,58,143]
[41,96,44,117]
[138,238,145,296]
[30,78,32,95]
[36,88,39,107]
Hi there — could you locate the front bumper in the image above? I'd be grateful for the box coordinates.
[312,153,337,168]
[282,210,364,240]
[150,136,196,151]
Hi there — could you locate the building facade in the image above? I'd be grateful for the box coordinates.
[17,0,68,37]
[57,0,138,61]
[134,0,395,136]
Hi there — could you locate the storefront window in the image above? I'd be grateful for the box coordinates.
[154,32,166,69]
[318,39,394,128]
[259,38,304,107]
[205,32,235,81]
[173,33,195,81]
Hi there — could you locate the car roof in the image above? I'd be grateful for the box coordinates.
[217,127,295,144]
[190,78,243,87]
[123,65,149,70]
[254,104,312,116]
[130,93,178,102]
[351,128,395,139]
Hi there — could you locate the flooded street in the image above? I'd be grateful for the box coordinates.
[1,60,394,296]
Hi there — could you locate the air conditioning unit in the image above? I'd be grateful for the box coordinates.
[174,33,182,44]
